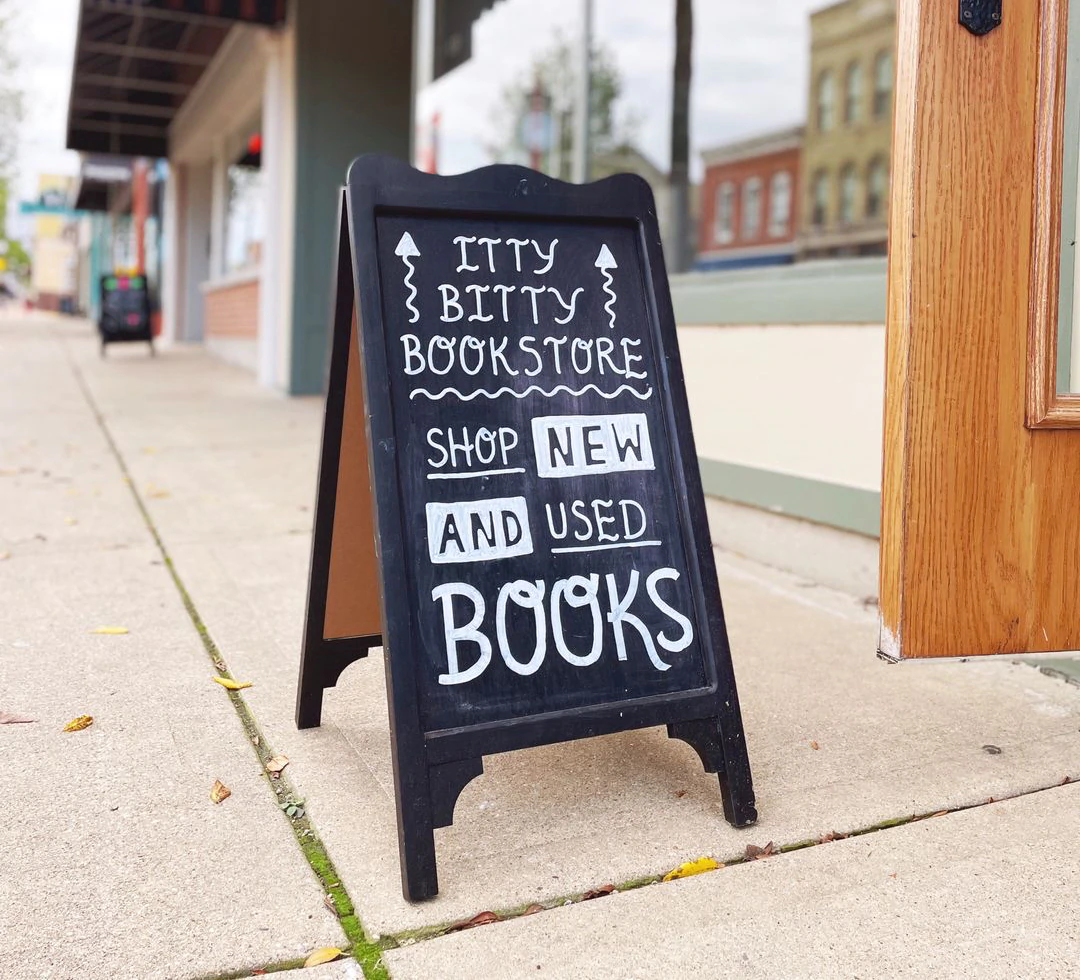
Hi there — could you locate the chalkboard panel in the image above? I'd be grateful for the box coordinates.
[374,212,710,731]
[309,156,755,902]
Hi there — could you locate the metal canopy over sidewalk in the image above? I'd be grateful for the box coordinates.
[65,0,287,157]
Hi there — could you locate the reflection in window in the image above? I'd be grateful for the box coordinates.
[817,70,835,132]
[844,62,862,125]
[812,169,829,227]
[866,157,888,219]
[839,164,858,224]
[874,50,893,119]
[225,163,264,273]
[768,171,792,238]
[742,177,762,240]
[715,181,736,245]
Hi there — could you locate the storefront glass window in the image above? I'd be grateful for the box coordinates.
[769,171,792,237]
[715,181,735,245]
[839,164,858,225]
[844,62,862,125]
[225,147,264,274]
[414,0,894,269]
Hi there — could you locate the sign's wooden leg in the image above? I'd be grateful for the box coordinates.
[295,635,378,729]
[667,717,757,827]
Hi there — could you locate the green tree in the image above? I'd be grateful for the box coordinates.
[0,0,23,187]
[0,0,25,278]
[489,33,635,181]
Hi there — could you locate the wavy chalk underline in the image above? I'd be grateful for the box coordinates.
[409,383,653,402]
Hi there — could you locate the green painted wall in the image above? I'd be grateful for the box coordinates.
[671,256,886,326]
[698,457,880,538]
[289,0,414,395]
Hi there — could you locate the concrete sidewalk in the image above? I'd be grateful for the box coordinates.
[4,314,1080,978]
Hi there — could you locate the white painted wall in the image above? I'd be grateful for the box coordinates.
[677,324,885,492]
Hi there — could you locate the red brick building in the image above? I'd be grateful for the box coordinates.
[697,126,804,271]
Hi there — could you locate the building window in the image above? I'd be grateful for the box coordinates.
[874,51,893,119]
[714,181,736,245]
[812,169,829,227]
[839,164,859,224]
[742,177,763,240]
[844,62,863,125]
[867,157,888,219]
[768,171,792,238]
[817,70,835,132]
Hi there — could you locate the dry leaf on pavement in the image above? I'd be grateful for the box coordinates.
[90,626,129,635]
[303,947,343,967]
[446,910,500,933]
[582,884,616,900]
[64,517,78,526]
[212,676,252,691]
[810,740,821,750]
[63,715,94,732]
[522,903,544,916]
[744,842,777,861]
[210,780,231,804]
[0,711,35,724]
[265,755,289,776]
[0,551,10,561]
[663,857,720,881]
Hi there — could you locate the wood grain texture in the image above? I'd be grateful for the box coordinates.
[323,307,381,640]
[882,0,1080,658]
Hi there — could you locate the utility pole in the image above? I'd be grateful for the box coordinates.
[572,0,593,184]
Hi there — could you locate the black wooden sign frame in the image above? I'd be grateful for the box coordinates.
[300,155,756,902]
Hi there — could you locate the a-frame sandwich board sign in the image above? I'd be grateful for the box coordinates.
[297,155,756,902]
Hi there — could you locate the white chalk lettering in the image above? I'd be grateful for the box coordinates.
[426,497,533,564]
[438,284,464,322]
[428,566,694,685]
[495,580,547,675]
[453,235,480,272]
[532,414,655,478]
[551,574,602,666]
[433,583,491,685]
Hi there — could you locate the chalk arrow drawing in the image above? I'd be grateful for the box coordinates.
[595,244,618,329]
[395,231,421,323]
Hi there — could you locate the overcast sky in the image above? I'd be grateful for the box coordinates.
[11,0,80,200]
[10,0,822,211]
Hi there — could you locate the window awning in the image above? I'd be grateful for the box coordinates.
[433,0,501,80]
[72,155,134,212]
[66,0,287,158]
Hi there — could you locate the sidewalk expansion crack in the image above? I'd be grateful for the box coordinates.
[64,339,390,980]
[382,774,1076,951]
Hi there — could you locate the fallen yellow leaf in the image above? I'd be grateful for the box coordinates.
[63,715,94,732]
[210,780,231,804]
[303,947,343,968]
[64,517,78,526]
[90,626,129,635]
[662,857,720,882]
[212,676,252,691]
